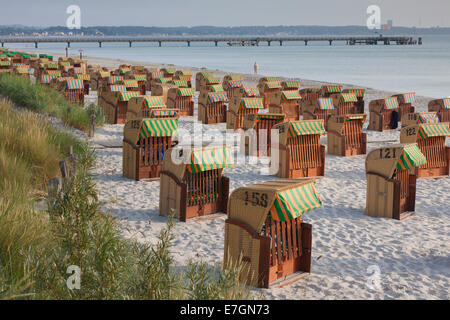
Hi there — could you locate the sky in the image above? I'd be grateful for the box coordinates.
[0,0,448,28]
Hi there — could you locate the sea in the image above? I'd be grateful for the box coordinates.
[9,34,450,98]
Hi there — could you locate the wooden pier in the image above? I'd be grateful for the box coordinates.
[0,35,421,48]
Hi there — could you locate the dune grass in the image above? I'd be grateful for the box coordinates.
[0,98,250,300]
[0,73,103,132]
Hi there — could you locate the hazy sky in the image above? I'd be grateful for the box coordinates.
[0,0,448,28]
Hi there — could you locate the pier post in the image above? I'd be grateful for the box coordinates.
[304,41,308,46]
[99,42,102,48]
[279,41,283,46]
[159,41,162,47]
[35,42,38,48]
[129,41,132,47]
[329,40,332,46]
[215,41,218,47]
[187,41,190,47]
[67,42,70,48]
[268,41,271,46]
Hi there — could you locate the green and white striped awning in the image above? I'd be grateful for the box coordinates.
[66,79,84,89]
[442,98,450,109]
[418,113,439,124]
[0,61,10,66]
[177,88,194,97]
[76,74,90,81]
[322,85,342,93]
[143,96,166,108]
[256,114,285,121]
[109,85,127,92]
[156,77,172,84]
[150,109,178,117]
[199,72,213,78]
[187,146,234,173]
[72,67,85,74]
[343,88,365,97]
[383,97,399,109]
[46,70,61,76]
[210,84,224,92]
[396,144,427,171]
[288,121,326,138]
[163,68,176,74]
[263,77,280,82]
[124,79,139,88]
[206,76,221,84]
[339,93,358,103]
[108,76,123,84]
[345,115,366,122]
[264,81,282,89]
[207,92,228,103]
[244,88,260,97]
[269,182,322,222]
[41,75,56,83]
[317,98,334,110]
[283,81,300,89]
[139,119,178,139]
[226,80,243,88]
[119,91,140,102]
[281,90,301,100]
[133,74,147,81]
[418,123,450,139]
[399,92,416,104]
[241,98,264,109]
[173,80,189,87]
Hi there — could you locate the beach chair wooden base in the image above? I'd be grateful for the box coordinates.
[269,271,310,289]
[416,166,449,179]
[397,211,414,220]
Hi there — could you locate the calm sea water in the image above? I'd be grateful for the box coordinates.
[11,34,450,98]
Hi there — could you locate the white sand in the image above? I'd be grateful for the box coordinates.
[27,50,450,299]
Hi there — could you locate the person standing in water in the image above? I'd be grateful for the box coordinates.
[254,62,258,74]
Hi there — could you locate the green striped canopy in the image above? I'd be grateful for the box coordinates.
[124,79,139,88]
[163,68,176,74]
[283,81,300,89]
[59,61,70,67]
[133,75,147,81]
[241,98,264,109]
[264,81,281,89]
[66,79,84,89]
[177,88,194,97]
[399,92,416,104]
[317,98,334,110]
[207,92,228,103]
[396,144,427,171]
[156,77,171,84]
[210,84,224,92]
[418,113,439,124]
[288,121,326,138]
[281,90,301,100]
[269,182,322,222]
[109,85,127,92]
[0,61,10,66]
[139,119,178,139]
[152,71,164,78]
[199,72,213,77]
[418,123,450,139]
[442,98,450,109]
[340,93,358,103]
[46,63,58,69]
[187,146,234,173]
[41,75,56,83]
[143,96,165,109]
[76,74,91,81]
[72,67,85,74]
[263,77,279,82]
[108,76,123,84]
[176,75,191,82]
[206,76,221,84]
[226,80,243,88]
[383,97,399,109]
[46,70,61,76]
[345,115,365,122]
[150,109,178,117]
[322,85,342,93]
[256,114,285,121]
[119,91,140,102]
[244,88,260,97]
[343,88,365,97]
[173,80,189,87]
[15,67,29,74]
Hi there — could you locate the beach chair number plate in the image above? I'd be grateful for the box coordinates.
[244,191,268,208]
[379,148,397,159]
[405,127,416,136]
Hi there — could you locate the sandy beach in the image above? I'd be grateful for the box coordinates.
[24,49,450,299]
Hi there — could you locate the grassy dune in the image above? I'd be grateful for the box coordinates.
[0,96,249,299]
